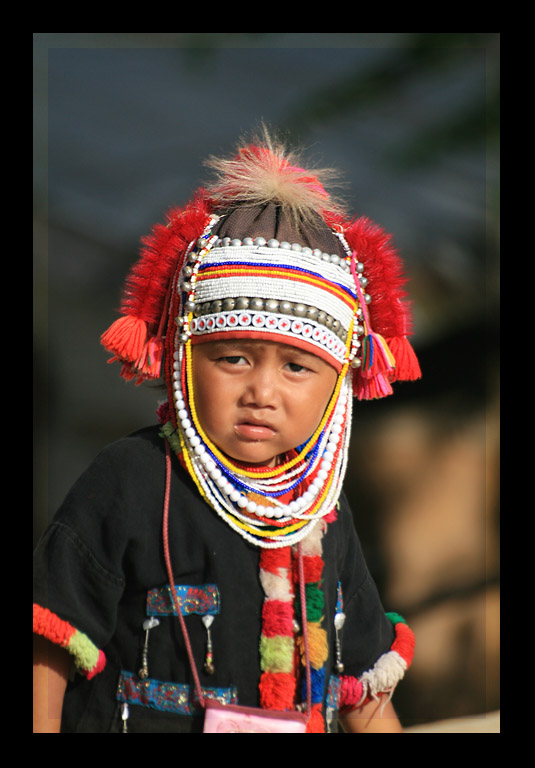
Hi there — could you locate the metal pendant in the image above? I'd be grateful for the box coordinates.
[202,614,215,675]
[334,611,346,674]
[138,617,160,679]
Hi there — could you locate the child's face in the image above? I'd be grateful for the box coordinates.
[191,339,338,467]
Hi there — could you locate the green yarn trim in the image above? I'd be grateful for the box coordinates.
[386,611,406,626]
[295,583,324,623]
[67,629,100,672]
[259,636,294,674]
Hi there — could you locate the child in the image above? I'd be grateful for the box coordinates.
[33,130,420,733]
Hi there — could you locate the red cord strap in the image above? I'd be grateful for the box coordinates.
[162,441,206,708]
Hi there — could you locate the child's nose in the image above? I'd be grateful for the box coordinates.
[241,367,279,408]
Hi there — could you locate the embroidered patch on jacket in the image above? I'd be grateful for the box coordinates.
[146,584,220,617]
[116,670,237,715]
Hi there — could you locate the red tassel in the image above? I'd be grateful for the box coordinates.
[101,315,147,364]
[386,336,421,382]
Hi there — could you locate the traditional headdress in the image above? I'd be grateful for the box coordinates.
[101,130,419,728]
[102,130,420,547]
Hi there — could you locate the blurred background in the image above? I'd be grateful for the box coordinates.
[33,33,500,730]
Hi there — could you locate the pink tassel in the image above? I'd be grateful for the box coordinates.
[353,371,394,401]
[135,336,164,379]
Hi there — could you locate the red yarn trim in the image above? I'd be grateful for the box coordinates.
[260,547,292,574]
[259,671,296,711]
[391,622,415,667]
[261,600,294,638]
[292,555,323,584]
[85,650,106,680]
[338,675,364,713]
[305,703,325,733]
[323,506,338,523]
[33,603,76,648]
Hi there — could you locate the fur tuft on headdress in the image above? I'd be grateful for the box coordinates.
[204,126,347,228]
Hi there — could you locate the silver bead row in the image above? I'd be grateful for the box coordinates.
[193,297,351,342]
[214,236,352,271]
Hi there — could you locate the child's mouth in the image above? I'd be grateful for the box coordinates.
[234,422,276,441]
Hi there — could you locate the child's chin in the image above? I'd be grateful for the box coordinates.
[225,448,278,468]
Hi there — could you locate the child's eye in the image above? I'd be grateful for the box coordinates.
[286,362,310,374]
[220,355,247,365]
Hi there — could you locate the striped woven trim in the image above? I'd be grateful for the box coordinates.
[146,583,220,617]
[117,670,238,716]
[196,262,357,310]
[33,603,106,680]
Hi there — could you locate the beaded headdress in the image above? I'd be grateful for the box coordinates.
[101,131,421,549]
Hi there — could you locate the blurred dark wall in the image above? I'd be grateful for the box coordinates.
[34,32,500,726]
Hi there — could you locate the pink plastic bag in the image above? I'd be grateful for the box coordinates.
[203,700,308,733]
